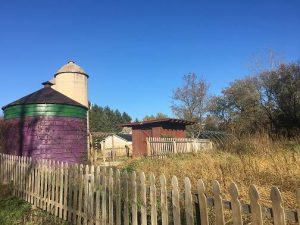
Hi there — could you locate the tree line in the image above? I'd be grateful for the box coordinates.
[171,62,300,137]
[89,104,131,133]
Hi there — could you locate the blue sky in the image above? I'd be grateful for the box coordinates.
[0,0,299,120]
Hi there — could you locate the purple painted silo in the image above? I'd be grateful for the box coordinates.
[2,82,88,163]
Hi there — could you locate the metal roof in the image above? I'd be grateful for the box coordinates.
[54,61,89,78]
[122,118,195,127]
[2,85,88,110]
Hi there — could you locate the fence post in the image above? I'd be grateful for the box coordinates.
[184,177,194,225]
[140,172,147,225]
[297,188,300,225]
[212,180,225,225]
[229,183,242,225]
[271,187,286,225]
[150,173,157,225]
[249,185,263,225]
[131,171,138,225]
[123,171,129,225]
[173,141,177,154]
[108,168,114,225]
[172,176,181,225]
[197,179,209,225]
[146,138,151,156]
[95,166,101,225]
[116,169,121,225]
[101,168,107,225]
[160,174,168,225]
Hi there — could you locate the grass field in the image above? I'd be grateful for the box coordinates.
[0,185,68,225]
[118,136,300,209]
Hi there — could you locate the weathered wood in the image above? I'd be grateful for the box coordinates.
[59,162,64,219]
[271,186,286,225]
[73,164,79,224]
[89,165,95,225]
[95,166,101,225]
[160,174,168,225]
[172,176,181,225]
[229,182,242,225]
[212,180,225,225]
[197,179,209,225]
[184,177,194,225]
[63,162,69,221]
[150,173,157,225]
[108,168,114,225]
[83,165,89,225]
[249,184,263,225]
[77,164,84,225]
[116,169,121,225]
[101,167,107,225]
[123,171,129,225]
[131,171,138,225]
[140,172,147,225]
[297,188,300,225]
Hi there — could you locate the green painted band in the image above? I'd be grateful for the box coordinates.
[4,104,87,119]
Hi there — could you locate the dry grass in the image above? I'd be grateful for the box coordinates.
[118,135,300,209]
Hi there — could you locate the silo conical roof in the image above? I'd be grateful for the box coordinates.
[54,61,88,77]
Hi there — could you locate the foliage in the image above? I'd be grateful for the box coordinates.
[143,112,168,121]
[209,62,300,137]
[171,73,210,137]
[0,184,67,225]
[89,104,132,132]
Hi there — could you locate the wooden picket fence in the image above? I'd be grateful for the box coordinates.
[146,137,213,156]
[0,153,300,225]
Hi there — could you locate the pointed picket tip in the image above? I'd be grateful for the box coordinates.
[160,174,167,186]
[140,171,146,182]
[229,182,239,199]
[197,179,206,192]
[271,186,282,202]
[184,177,192,190]
[212,180,221,195]
[150,173,156,184]
[172,176,179,187]
[249,184,260,200]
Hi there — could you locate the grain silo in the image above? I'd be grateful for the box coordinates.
[2,81,88,163]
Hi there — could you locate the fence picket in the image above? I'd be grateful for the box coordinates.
[197,179,209,225]
[123,171,129,225]
[249,185,263,225]
[160,174,168,225]
[212,180,225,225]
[1,153,299,225]
[131,171,138,225]
[297,188,300,225]
[108,168,114,225]
[172,176,181,225]
[140,172,147,225]
[150,173,157,225]
[101,168,107,225]
[116,169,121,225]
[271,187,286,225]
[184,177,194,225]
[95,166,101,225]
[229,182,242,225]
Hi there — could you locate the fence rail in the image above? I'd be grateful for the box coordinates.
[0,153,299,225]
[146,137,213,156]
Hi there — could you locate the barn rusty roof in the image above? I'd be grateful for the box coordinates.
[2,83,88,110]
[122,118,195,127]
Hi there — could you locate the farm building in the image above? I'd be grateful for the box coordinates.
[123,118,194,157]
[2,61,89,163]
[92,132,132,157]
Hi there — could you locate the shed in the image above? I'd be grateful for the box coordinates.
[2,82,88,163]
[123,118,194,157]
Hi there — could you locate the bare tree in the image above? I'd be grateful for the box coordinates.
[171,73,210,137]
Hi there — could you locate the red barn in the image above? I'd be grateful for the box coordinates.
[123,118,194,157]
